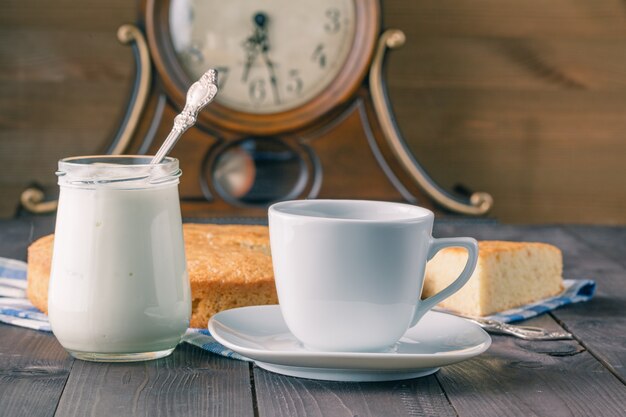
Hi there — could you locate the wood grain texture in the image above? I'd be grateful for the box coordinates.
[0,324,73,417]
[253,368,457,417]
[0,0,133,32]
[564,225,626,269]
[1,0,626,223]
[437,315,626,417]
[434,223,626,384]
[0,218,65,415]
[0,0,135,218]
[54,343,255,417]
[303,99,414,202]
[0,217,55,260]
[382,0,626,224]
[382,0,626,39]
[1,221,626,416]
[388,87,626,224]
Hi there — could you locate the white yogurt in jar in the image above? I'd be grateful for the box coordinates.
[48,156,191,360]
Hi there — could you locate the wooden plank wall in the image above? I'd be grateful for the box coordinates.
[384,0,626,224]
[0,0,135,215]
[1,0,625,224]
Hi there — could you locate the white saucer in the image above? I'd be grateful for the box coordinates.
[208,305,491,382]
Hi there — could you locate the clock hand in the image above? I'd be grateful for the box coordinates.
[241,37,260,82]
[253,12,281,105]
[241,12,267,83]
[241,46,258,82]
[261,50,280,105]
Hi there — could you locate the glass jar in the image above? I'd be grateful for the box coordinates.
[48,156,191,362]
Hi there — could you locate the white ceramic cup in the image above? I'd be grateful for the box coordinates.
[268,199,478,352]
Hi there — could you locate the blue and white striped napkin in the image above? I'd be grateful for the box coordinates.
[0,258,52,331]
[487,279,596,323]
[0,256,595,360]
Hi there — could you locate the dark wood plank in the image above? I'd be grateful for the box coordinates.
[253,369,457,417]
[437,315,626,417]
[0,218,69,415]
[434,223,626,384]
[0,324,73,417]
[565,226,626,269]
[53,342,255,417]
[1,220,625,416]
[252,310,626,417]
[0,217,56,260]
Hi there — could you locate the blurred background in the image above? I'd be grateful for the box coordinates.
[1,0,625,224]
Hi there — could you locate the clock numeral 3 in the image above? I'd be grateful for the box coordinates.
[249,78,266,104]
[324,8,341,34]
[312,44,327,68]
[286,70,303,95]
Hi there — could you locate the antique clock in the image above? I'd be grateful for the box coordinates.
[21,0,493,217]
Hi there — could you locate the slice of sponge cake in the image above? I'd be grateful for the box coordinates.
[423,241,564,317]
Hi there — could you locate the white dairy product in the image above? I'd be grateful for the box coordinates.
[48,156,190,359]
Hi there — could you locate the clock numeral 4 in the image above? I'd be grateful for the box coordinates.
[249,78,267,104]
[324,8,341,34]
[312,44,327,68]
[286,70,303,95]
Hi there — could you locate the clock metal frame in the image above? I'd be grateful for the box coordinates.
[145,0,380,135]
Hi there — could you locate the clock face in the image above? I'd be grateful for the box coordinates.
[169,0,356,114]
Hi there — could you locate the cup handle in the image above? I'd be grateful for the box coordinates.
[409,237,479,327]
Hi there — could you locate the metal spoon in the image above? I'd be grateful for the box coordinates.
[435,309,574,340]
[463,316,573,341]
[151,69,219,164]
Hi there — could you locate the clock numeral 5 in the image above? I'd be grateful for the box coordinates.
[249,78,267,104]
[286,70,303,95]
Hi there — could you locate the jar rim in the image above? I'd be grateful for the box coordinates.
[57,155,181,188]
[59,155,177,168]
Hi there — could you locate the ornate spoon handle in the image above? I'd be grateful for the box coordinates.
[466,317,573,341]
[434,308,574,340]
[151,69,218,164]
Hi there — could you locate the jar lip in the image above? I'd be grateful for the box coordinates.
[57,155,180,187]
[59,155,177,168]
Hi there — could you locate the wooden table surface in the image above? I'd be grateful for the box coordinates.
[1,217,625,417]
